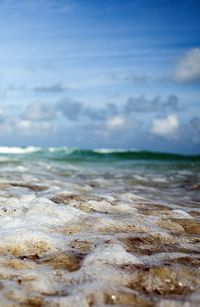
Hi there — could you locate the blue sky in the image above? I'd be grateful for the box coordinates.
[0,0,200,153]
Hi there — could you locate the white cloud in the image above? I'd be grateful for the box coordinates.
[107,115,125,129]
[16,120,32,130]
[150,115,179,137]
[175,48,200,82]
[15,119,52,135]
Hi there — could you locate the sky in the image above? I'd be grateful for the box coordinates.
[0,0,200,153]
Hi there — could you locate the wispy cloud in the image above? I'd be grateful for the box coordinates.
[174,48,200,83]
[0,0,76,14]
[33,83,68,93]
[109,71,149,83]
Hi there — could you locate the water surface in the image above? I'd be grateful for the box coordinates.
[0,147,200,306]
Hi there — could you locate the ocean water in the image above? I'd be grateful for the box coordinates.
[0,147,200,306]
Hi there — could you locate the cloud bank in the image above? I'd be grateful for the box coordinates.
[0,93,199,153]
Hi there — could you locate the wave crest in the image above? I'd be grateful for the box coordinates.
[0,147,199,161]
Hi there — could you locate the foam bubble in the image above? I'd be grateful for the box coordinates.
[83,244,142,266]
[172,209,193,219]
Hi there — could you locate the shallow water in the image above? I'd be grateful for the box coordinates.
[0,148,200,306]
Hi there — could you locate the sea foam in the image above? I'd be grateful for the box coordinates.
[0,149,199,305]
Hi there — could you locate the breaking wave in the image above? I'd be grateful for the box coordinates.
[0,147,199,162]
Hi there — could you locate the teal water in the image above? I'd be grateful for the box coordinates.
[0,146,200,162]
[0,147,200,204]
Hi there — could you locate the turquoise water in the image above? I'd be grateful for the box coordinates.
[0,147,200,205]
[1,147,200,162]
[0,147,200,162]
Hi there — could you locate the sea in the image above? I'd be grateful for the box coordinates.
[0,147,200,306]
